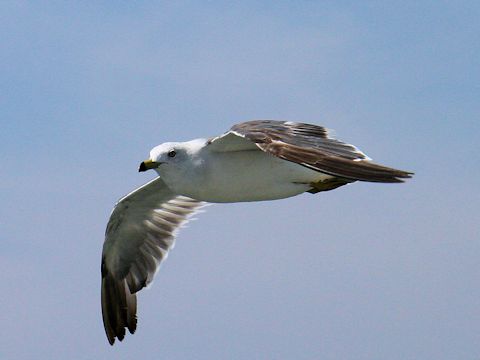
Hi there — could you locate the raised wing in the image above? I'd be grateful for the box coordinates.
[206,131,260,152]
[101,177,205,345]
[213,120,412,183]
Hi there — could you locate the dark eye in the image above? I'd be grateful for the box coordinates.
[168,150,176,158]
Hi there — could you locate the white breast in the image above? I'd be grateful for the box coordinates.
[165,149,332,203]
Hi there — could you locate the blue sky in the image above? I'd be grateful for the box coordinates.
[1,1,479,359]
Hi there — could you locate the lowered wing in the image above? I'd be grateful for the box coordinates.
[101,177,205,344]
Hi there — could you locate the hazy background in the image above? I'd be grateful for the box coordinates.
[1,1,479,359]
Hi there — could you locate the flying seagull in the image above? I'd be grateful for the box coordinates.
[101,120,412,344]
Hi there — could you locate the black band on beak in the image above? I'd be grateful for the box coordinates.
[139,159,160,172]
[139,162,148,172]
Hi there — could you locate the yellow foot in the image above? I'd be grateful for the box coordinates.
[307,178,352,194]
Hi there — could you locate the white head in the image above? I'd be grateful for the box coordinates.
[138,139,205,174]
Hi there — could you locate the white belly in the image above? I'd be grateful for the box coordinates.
[171,150,332,203]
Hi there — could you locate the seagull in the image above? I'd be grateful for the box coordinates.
[101,120,412,344]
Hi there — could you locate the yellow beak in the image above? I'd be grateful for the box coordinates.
[138,159,160,172]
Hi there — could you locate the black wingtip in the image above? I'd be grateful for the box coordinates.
[101,269,138,345]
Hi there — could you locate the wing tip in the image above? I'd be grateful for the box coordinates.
[383,168,414,182]
[362,167,414,183]
[301,158,414,184]
[101,263,138,346]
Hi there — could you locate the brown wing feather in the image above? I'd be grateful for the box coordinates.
[231,120,413,182]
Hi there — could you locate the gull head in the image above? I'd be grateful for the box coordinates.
[138,142,183,172]
[138,139,205,173]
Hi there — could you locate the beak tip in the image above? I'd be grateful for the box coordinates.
[139,159,159,172]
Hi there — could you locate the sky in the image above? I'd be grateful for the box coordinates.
[1,1,479,359]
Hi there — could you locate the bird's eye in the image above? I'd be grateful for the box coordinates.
[168,150,176,158]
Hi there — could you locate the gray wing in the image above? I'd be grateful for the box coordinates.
[101,177,205,345]
[211,120,412,183]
